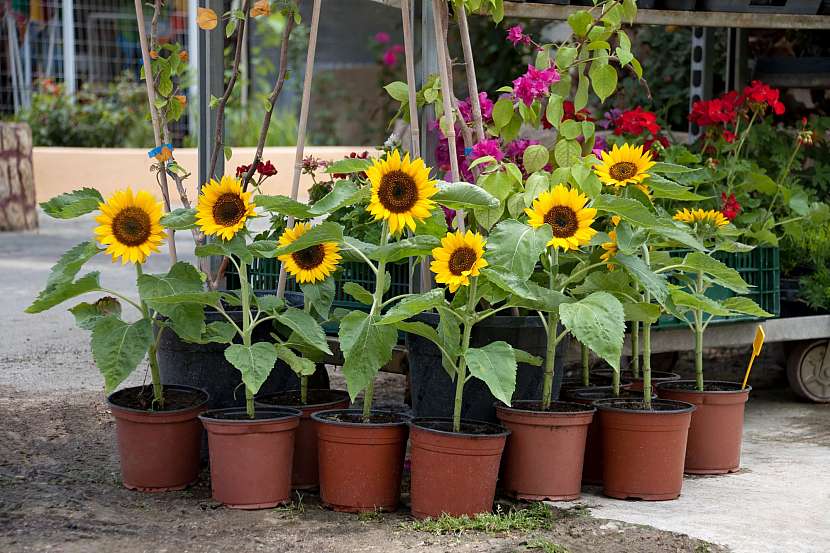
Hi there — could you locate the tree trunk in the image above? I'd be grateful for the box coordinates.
[0,123,37,231]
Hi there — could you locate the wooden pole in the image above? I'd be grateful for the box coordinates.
[134,0,177,265]
[276,0,322,299]
[456,7,485,143]
[431,0,464,232]
[400,0,420,159]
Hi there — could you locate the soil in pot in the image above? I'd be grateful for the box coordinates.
[657,380,751,474]
[312,409,410,513]
[406,314,562,422]
[596,398,695,501]
[108,384,208,492]
[200,407,300,509]
[496,401,594,501]
[409,417,509,519]
[255,389,350,489]
[567,386,652,486]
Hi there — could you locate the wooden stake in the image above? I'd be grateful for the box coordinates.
[276,0,322,299]
[456,7,485,143]
[400,0,420,159]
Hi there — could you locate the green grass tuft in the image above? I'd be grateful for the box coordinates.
[402,502,558,535]
[526,537,570,553]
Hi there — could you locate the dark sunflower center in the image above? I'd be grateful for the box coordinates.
[112,207,152,247]
[212,193,246,227]
[291,245,326,270]
[377,170,418,213]
[448,246,477,276]
[544,206,579,238]
[609,161,638,181]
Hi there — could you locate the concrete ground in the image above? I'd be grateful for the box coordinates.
[2,215,829,553]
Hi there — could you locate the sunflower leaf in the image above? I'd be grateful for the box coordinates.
[324,157,372,175]
[465,341,518,406]
[434,181,500,209]
[138,262,207,341]
[338,311,398,401]
[309,180,366,215]
[559,292,625,370]
[372,235,440,263]
[613,253,668,304]
[272,222,343,257]
[273,307,331,355]
[275,344,317,377]
[343,282,374,305]
[677,252,751,293]
[91,316,153,393]
[486,219,552,280]
[40,188,104,219]
[300,278,336,320]
[160,208,197,230]
[378,289,445,325]
[27,272,101,314]
[255,195,314,219]
[194,234,253,264]
[224,342,279,396]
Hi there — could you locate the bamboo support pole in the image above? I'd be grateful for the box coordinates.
[276,0,322,299]
[456,6,485,143]
[134,0,177,265]
[400,0,420,159]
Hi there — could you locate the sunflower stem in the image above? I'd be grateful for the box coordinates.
[631,321,640,379]
[694,269,705,392]
[641,245,652,410]
[453,277,477,433]
[541,249,560,410]
[581,342,590,388]
[136,263,164,409]
[239,261,256,419]
[364,221,390,422]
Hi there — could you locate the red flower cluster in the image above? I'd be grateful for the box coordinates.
[742,80,785,115]
[613,107,660,137]
[721,192,742,221]
[689,96,737,127]
[541,100,593,129]
[236,160,278,178]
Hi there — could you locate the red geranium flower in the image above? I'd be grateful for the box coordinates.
[741,80,785,115]
[721,192,742,221]
[722,130,736,143]
[235,164,251,177]
[613,107,660,137]
[257,160,277,177]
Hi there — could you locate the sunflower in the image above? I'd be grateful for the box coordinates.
[600,230,619,269]
[525,184,597,251]
[196,175,256,240]
[430,230,488,293]
[674,208,729,229]
[367,150,438,234]
[594,143,655,187]
[94,188,166,265]
[277,223,341,284]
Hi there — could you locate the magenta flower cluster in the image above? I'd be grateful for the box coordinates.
[512,65,560,106]
[506,25,531,47]
[458,92,494,125]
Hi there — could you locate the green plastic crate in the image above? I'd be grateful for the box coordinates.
[655,246,780,328]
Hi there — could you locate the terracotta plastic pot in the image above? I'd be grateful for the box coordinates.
[312,409,410,513]
[255,389,350,489]
[200,407,300,509]
[107,384,209,492]
[625,371,681,393]
[496,401,594,501]
[657,380,751,474]
[409,418,509,519]
[595,398,695,501]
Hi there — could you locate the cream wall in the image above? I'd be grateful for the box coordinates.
[32,146,376,205]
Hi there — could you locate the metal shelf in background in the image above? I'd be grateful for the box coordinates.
[369,0,830,29]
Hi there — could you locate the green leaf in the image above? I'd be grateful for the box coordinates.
[555,46,578,70]
[160,207,197,230]
[574,71,589,111]
[247,240,279,258]
[486,219,551,280]
[466,341,518,405]
[338,311,398,401]
[225,342,279,396]
[272,222,343,257]
[275,344,317,376]
[70,297,121,330]
[27,241,102,313]
[255,294,284,314]
[567,10,593,37]
[274,307,331,355]
[591,194,659,228]
[434,181,500,210]
[309,180,364,215]
[300,278,335,320]
[513,348,543,367]
[482,266,570,312]
[437,308,461,376]
[614,253,668,304]
[589,62,617,103]
[91,316,153,393]
[28,271,101,314]
[324,157,372,175]
[559,120,581,140]
[384,81,409,102]
[623,302,661,323]
[492,97,514,129]
[41,188,104,219]
[651,162,700,174]
[194,234,253,264]
[722,296,773,318]
[256,195,314,218]
[372,235,440,263]
[523,145,550,174]
[554,139,582,167]
[138,262,207,341]
[559,292,625,370]
[343,281,374,305]
[679,252,750,294]
[195,321,237,344]
[647,175,708,201]
[379,289,445,325]
[669,287,731,316]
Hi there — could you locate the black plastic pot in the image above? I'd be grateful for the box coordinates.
[405,313,562,423]
[156,292,329,410]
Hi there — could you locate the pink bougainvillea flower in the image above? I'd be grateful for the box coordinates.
[374,31,390,44]
[507,25,530,47]
[458,92,494,124]
[470,139,504,162]
[512,65,559,106]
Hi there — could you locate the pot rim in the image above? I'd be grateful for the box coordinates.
[410,417,510,438]
[592,369,680,380]
[656,379,752,394]
[255,389,351,410]
[310,408,412,427]
[107,384,209,415]
[594,398,696,414]
[199,406,302,423]
[495,400,596,415]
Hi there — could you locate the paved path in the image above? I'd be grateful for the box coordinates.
[2,215,829,553]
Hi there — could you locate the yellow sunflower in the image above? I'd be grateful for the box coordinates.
[277,223,341,284]
[366,150,438,234]
[196,175,256,240]
[594,143,655,187]
[673,208,729,229]
[94,188,166,265]
[600,230,618,270]
[524,184,597,251]
[430,230,488,293]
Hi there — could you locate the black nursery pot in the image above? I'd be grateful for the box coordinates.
[406,313,563,422]
[156,291,329,410]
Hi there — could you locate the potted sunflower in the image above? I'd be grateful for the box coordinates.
[27,187,209,492]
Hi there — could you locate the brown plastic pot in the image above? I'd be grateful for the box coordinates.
[200,407,300,509]
[312,409,410,513]
[595,398,695,501]
[496,401,594,501]
[107,384,208,492]
[255,389,350,489]
[657,380,751,474]
[409,418,509,519]
[625,371,681,393]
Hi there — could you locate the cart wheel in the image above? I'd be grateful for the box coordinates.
[787,340,830,403]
